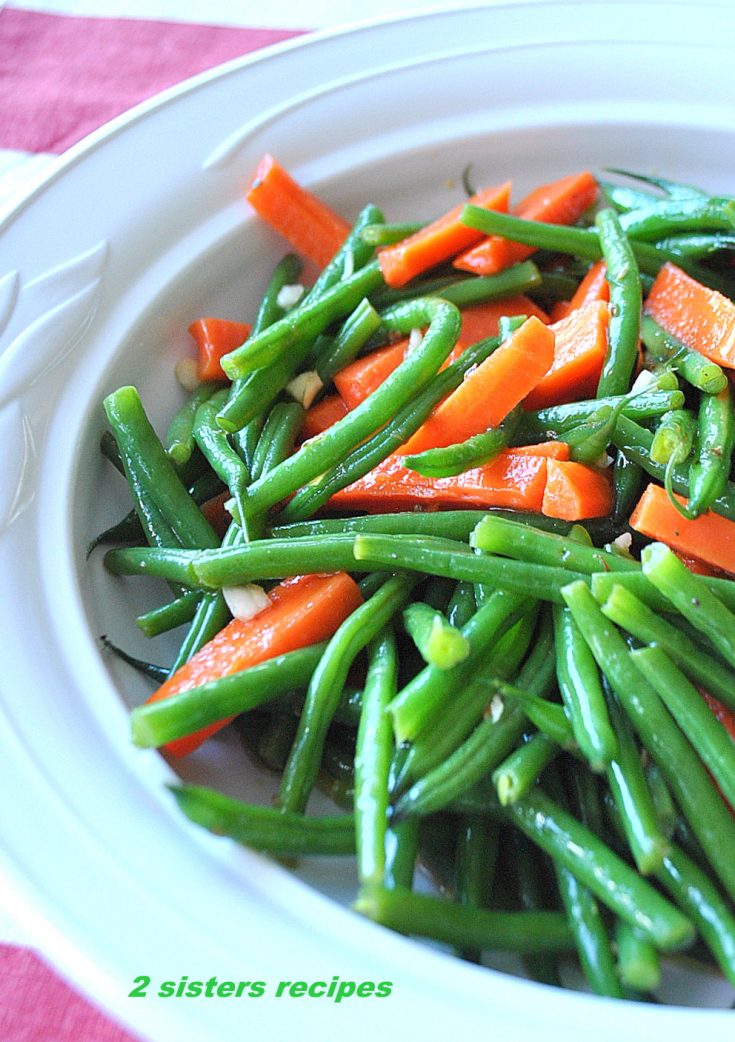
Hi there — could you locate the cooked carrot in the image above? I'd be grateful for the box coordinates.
[199,491,230,539]
[188,318,251,382]
[549,301,573,322]
[513,441,570,460]
[570,260,610,309]
[453,171,599,275]
[400,316,555,454]
[700,691,735,743]
[523,300,610,410]
[541,459,613,520]
[301,393,349,439]
[458,294,549,346]
[329,450,548,513]
[147,572,363,757]
[378,182,511,288]
[630,482,735,574]
[644,262,735,369]
[334,337,465,410]
[671,550,724,578]
[245,153,350,268]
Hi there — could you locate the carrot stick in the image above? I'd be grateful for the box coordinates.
[513,441,570,460]
[458,294,549,346]
[147,572,363,757]
[329,450,548,513]
[541,460,613,520]
[199,491,230,540]
[523,300,610,410]
[378,182,511,288]
[570,260,610,309]
[453,171,599,275]
[400,316,555,454]
[246,154,351,268]
[643,261,735,369]
[630,483,735,575]
[188,318,251,382]
[301,393,349,439]
[333,336,465,410]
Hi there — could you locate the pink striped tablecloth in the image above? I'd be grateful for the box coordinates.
[0,4,438,1036]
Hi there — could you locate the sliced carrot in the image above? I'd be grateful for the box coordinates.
[644,261,735,369]
[330,451,548,514]
[188,318,251,382]
[301,393,348,439]
[147,572,363,757]
[199,491,230,540]
[378,182,511,288]
[570,260,610,310]
[453,171,599,275]
[333,336,465,410]
[334,340,409,409]
[458,295,549,346]
[400,316,555,454]
[671,549,724,578]
[542,460,613,520]
[523,299,610,410]
[549,301,573,322]
[629,482,735,575]
[245,153,350,268]
[513,441,570,460]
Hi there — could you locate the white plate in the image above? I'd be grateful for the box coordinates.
[2,3,735,1040]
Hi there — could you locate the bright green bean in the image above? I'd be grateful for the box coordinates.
[595,208,642,397]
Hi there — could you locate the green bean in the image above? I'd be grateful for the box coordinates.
[455,817,499,963]
[650,408,696,466]
[434,261,542,307]
[250,402,305,483]
[220,260,384,384]
[354,885,574,954]
[605,694,669,876]
[232,414,265,475]
[171,785,356,856]
[239,297,460,521]
[104,387,218,551]
[360,221,423,246]
[536,270,580,304]
[640,315,727,394]
[641,542,735,669]
[355,629,397,887]
[389,588,530,744]
[651,232,735,258]
[644,763,678,842]
[403,412,519,478]
[256,713,298,773]
[605,168,707,199]
[561,579,735,903]
[597,582,735,709]
[99,635,169,683]
[506,789,694,951]
[599,181,661,213]
[595,208,642,397]
[619,196,735,241]
[353,533,590,604]
[87,508,149,555]
[165,382,220,466]
[131,641,327,748]
[192,389,250,523]
[446,581,477,628]
[487,678,572,747]
[655,844,735,987]
[493,734,560,806]
[280,574,418,814]
[384,817,419,890]
[686,386,735,518]
[522,389,684,439]
[471,514,637,577]
[459,206,734,293]
[420,575,454,612]
[553,603,617,771]
[272,508,618,544]
[315,298,383,384]
[610,413,735,521]
[253,253,303,334]
[560,405,619,464]
[402,603,470,670]
[307,203,383,303]
[136,589,202,637]
[632,646,735,808]
[614,922,660,993]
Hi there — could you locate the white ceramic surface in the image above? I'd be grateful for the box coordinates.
[2,3,735,1040]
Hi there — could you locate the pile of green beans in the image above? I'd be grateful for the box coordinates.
[94,166,735,1005]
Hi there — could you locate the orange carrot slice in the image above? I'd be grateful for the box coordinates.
[147,572,363,757]
[570,260,610,309]
[378,182,511,288]
[246,154,350,268]
[334,337,466,410]
[513,441,570,460]
[400,316,555,454]
[643,262,735,369]
[542,460,613,520]
[523,299,610,410]
[329,451,548,514]
[453,171,599,275]
[199,491,230,540]
[630,483,735,575]
[188,318,251,382]
[301,393,349,439]
[458,295,549,346]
